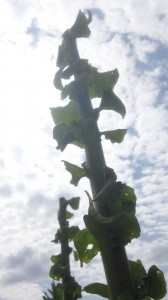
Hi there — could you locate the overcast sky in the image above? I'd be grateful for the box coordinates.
[0,0,168,300]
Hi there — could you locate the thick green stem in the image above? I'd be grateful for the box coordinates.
[62,31,136,299]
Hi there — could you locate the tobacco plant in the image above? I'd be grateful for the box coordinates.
[44,10,167,300]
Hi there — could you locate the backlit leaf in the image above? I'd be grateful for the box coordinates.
[101,129,127,143]
[53,122,84,151]
[66,211,74,220]
[53,68,64,91]
[69,10,92,38]
[84,282,109,298]
[57,42,69,68]
[147,265,167,299]
[50,102,78,125]
[129,260,147,287]
[62,160,87,186]
[100,89,126,118]
[73,228,99,266]
[67,197,80,210]
[50,254,61,264]
[119,185,137,214]
[88,67,119,99]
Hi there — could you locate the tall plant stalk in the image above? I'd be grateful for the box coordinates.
[46,10,167,300]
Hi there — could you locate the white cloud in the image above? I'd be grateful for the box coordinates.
[0,0,168,299]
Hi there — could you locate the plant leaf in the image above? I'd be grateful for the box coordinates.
[66,210,74,220]
[100,89,126,118]
[73,228,99,266]
[57,42,69,68]
[49,263,63,280]
[50,102,78,126]
[69,10,92,38]
[101,129,127,143]
[62,160,87,186]
[67,197,80,210]
[88,67,119,99]
[50,254,61,264]
[84,282,109,298]
[53,122,84,151]
[119,185,137,214]
[147,265,167,299]
[129,260,147,287]
[68,226,80,240]
[53,68,64,91]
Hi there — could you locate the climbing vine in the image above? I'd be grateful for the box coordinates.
[43,10,167,300]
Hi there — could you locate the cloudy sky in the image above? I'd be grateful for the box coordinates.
[0,0,168,299]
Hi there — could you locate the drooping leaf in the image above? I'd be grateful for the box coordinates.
[53,122,84,151]
[62,160,87,186]
[66,210,74,220]
[50,102,78,126]
[67,197,80,210]
[53,68,64,91]
[50,254,61,264]
[104,166,117,181]
[73,228,99,266]
[84,282,109,298]
[88,67,119,99]
[119,185,137,214]
[100,89,126,118]
[68,226,80,240]
[147,265,167,299]
[57,42,69,68]
[49,263,64,280]
[101,129,127,144]
[129,260,147,287]
[69,10,92,38]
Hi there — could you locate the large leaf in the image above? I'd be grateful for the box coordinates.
[69,10,92,38]
[67,197,80,210]
[62,160,87,186]
[101,129,127,143]
[100,89,126,118]
[129,260,147,287]
[84,282,109,298]
[49,263,64,280]
[73,228,99,266]
[53,122,84,151]
[88,67,119,99]
[50,102,78,125]
[119,185,137,214]
[57,42,69,68]
[147,265,167,299]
